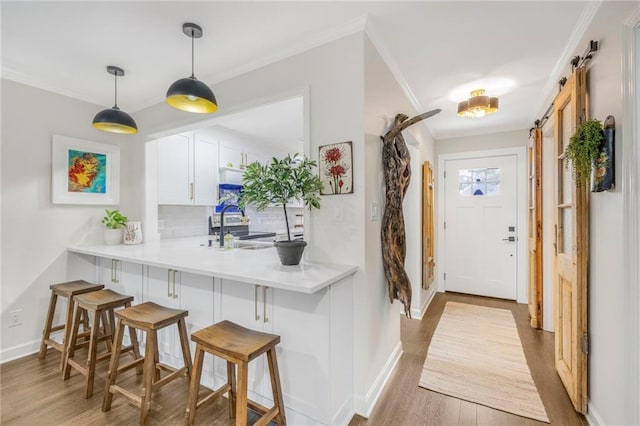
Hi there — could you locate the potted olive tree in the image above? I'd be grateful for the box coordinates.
[240,154,322,265]
[102,209,128,245]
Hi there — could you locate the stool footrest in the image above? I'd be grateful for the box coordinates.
[196,383,231,410]
[116,357,145,374]
[44,339,63,351]
[247,399,270,415]
[152,366,187,390]
[66,358,88,377]
[253,405,279,426]
[110,384,142,408]
[156,362,175,373]
[50,324,66,333]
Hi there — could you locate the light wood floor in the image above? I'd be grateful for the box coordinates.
[1,292,586,425]
[350,292,587,426]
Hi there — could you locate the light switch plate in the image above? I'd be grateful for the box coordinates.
[370,201,380,221]
[334,207,343,222]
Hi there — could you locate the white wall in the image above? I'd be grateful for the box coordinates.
[363,35,436,412]
[533,2,638,424]
[435,129,529,156]
[0,79,138,361]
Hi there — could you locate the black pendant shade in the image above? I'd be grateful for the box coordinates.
[166,23,218,114]
[92,66,138,134]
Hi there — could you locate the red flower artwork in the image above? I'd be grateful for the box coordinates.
[321,143,351,194]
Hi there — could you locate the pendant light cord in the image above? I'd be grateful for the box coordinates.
[113,71,118,108]
[191,29,195,78]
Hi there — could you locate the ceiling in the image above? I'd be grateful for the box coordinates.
[1,2,591,140]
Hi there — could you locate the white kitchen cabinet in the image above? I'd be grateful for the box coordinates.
[219,140,264,171]
[214,279,341,424]
[144,266,215,380]
[157,133,218,206]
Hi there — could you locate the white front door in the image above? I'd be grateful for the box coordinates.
[444,154,518,299]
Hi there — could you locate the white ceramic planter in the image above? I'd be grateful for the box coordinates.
[104,228,123,245]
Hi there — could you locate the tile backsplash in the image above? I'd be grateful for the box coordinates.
[158,205,304,239]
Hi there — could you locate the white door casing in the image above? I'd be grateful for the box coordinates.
[443,155,517,300]
[437,147,528,303]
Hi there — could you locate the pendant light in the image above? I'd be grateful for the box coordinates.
[166,23,218,114]
[92,66,138,134]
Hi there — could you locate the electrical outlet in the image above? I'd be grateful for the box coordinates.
[9,309,23,327]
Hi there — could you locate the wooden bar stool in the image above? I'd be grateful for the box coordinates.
[39,280,104,369]
[185,320,286,426]
[63,289,140,398]
[102,301,192,426]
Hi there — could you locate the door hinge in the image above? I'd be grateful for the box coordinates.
[444,273,447,280]
[582,332,589,355]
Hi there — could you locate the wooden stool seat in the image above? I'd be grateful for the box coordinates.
[102,302,192,426]
[115,301,187,330]
[39,280,104,369]
[192,320,280,362]
[63,289,139,399]
[185,320,286,426]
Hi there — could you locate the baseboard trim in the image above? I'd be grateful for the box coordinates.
[353,341,403,417]
[585,400,604,426]
[410,287,437,319]
[0,338,41,364]
[332,395,355,426]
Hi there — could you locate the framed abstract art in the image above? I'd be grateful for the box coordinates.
[51,135,120,205]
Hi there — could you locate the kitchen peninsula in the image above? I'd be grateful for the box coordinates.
[67,237,357,425]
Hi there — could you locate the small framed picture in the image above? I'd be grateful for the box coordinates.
[319,141,353,195]
[52,135,120,205]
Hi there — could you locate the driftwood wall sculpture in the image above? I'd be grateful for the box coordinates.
[381,110,441,318]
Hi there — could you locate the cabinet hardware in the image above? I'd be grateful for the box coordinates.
[167,269,173,297]
[173,270,178,299]
[189,183,194,200]
[554,224,558,255]
[263,286,268,323]
[111,259,120,283]
[254,285,261,321]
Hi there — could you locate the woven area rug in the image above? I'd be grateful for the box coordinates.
[418,302,549,423]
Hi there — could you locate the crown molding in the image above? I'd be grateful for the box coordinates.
[529,0,603,122]
[129,14,369,112]
[1,66,108,108]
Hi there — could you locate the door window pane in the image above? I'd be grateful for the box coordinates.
[459,168,501,196]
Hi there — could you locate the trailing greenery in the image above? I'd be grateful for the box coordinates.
[240,154,322,241]
[102,209,128,229]
[565,119,604,185]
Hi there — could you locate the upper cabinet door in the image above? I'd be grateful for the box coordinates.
[157,134,192,205]
[193,137,218,206]
[219,141,244,170]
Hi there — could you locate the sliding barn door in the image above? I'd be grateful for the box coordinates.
[553,66,588,414]
[423,161,435,289]
[528,128,543,329]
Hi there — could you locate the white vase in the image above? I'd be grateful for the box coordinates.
[104,228,123,245]
[123,221,143,245]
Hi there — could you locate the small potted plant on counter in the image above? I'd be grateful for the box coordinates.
[102,209,128,245]
[240,154,322,265]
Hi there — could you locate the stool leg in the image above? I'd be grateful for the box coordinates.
[185,344,205,425]
[102,318,125,412]
[226,361,236,419]
[267,348,287,425]
[63,305,83,380]
[84,309,101,398]
[39,293,57,360]
[101,310,113,353]
[140,329,157,426]
[177,318,193,378]
[235,361,248,426]
[60,295,76,370]
[124,302,142,375]
[152,331,161,382]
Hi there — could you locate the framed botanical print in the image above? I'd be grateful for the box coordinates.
[319,141,353,195]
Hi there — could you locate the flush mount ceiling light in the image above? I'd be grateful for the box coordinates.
[166,23,218,114]
[92,66,138,134]
[457,89,499,118]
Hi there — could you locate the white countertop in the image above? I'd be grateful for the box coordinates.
[68,237,357,294]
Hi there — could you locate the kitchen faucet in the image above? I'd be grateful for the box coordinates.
[219,204,245,247]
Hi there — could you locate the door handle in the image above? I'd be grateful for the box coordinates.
[263,286,268,323]
[502,236,516,242]
[554,224,558,255]
[189,183,194,200]
[172,270,178,299]
[254,285,261,321]
[167,269,173,297]
[111,259,120,283]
